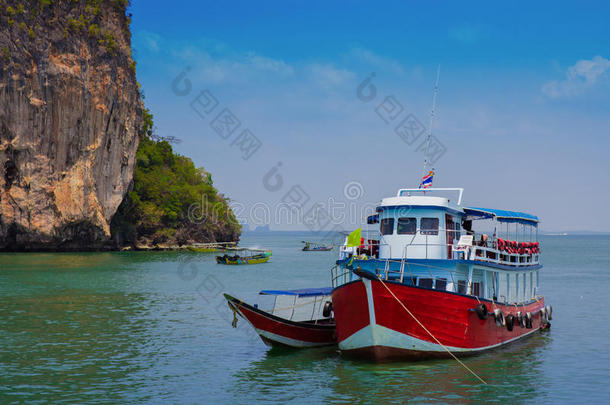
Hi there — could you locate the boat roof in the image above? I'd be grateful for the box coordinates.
[464,207,539,225]
[376,188,465,215]
[302,241,328,245]
[259,287,333,297]
[223,247,269,252]
[372,188,539,226]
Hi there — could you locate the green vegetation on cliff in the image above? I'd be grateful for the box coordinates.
[111,110,241,247]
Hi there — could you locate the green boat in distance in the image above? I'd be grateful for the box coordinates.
[216,248,272,265]
[302,241,334,251]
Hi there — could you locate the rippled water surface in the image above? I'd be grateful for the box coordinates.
[1,234,609,404]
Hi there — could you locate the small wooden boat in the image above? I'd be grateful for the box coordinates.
[187,242,238,253]
[216,248,272,265]
[302,241,334,251]
[224,288,337,348]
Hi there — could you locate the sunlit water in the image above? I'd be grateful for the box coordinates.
[1,233,609,404]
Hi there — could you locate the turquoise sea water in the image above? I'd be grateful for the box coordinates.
[1,233,609,404]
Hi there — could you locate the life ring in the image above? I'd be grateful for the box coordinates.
[323,301,333,318]
[494,309,505,327]
[475,303,488,320]
[525,312,532,329]
[505,314,515,331]
[517,311,526,328]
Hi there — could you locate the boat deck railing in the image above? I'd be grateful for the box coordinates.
[331,265,353,289]
[403,242,540,267]
[331,258,474,295]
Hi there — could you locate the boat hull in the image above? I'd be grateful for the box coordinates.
[331,278,547,361]
[216,254,271,265]
[224,294,337,348]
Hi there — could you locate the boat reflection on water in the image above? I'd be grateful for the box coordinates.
[230,333,551,403]
[333,333,552,403]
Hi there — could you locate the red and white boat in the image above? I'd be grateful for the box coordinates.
[224,288,336,348]
[331,187,552,361]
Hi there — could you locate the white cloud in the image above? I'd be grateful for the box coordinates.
[542,56,610,99]
[349,47,405,75]
[308,63,356,89]
[245,53,294,76]
[133,32,294,84]
[169,46,295,85]
[135,30,162,52]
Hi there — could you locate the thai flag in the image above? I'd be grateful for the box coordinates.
[419,170,434,189]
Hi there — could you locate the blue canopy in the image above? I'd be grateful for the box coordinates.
[367,214,379,224]
[259,287,333,297]
[464,207,539,225]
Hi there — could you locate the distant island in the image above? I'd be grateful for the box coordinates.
[243,224,271,233]
[541,231,610,236]
[0,0,240,251]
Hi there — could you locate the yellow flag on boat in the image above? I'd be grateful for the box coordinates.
[346,228,362,248]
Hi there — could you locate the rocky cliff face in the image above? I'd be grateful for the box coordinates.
[0,0,141,250]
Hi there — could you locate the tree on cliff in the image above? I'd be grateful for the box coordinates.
[111,110,241,247]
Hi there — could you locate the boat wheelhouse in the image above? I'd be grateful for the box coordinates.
[331,188,551,361]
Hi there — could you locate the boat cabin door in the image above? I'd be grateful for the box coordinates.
[445,214,454,259]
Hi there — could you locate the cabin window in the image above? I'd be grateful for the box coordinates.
[404,276,417,286]
[472,282,481,297]
[485,272,494,299]
[454,223,461,241]
[509,273,517,303]
[435,278,447,291]
[498,273,508,302]
[457,280,467,294]
[418,278,433,289]
[397,217,417,235]
[421,218,439,235]
[380,218,394,235]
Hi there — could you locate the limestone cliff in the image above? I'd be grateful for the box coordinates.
[0,0,141,250]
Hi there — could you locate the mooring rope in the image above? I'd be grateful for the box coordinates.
[229,304,239,328]
[376,276,488,385]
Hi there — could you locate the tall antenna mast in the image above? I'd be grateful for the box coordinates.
[420,65,441,187]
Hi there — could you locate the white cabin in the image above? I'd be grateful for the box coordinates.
[335,188,543,305]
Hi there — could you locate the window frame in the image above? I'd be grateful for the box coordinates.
[435,278,447,291]
[380,217,395,235]
[418,278,434,289]
[397,217,417,235]
[454,222,461,241]
[420,217,440,236]
[472,282,481,297]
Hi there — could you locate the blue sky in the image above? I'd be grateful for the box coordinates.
[129,0,610,232]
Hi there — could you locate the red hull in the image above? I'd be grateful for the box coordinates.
[224,294,337,348]
[332,279,547,361]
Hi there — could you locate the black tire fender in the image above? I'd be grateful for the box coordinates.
[541,307,547,322]
[494,309,505,327]
[323,301,333,318]
[475,303,488,320]
[517,311,526,328]
[505,314,515,331]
